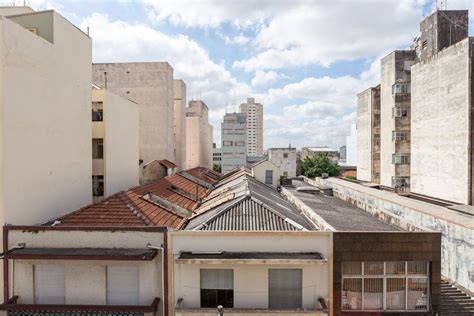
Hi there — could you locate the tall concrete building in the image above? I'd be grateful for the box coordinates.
[0,9,92,225]
[92,62,175,164]
[411,10,470,204]
[91,89,139,202]
[174,79,187,170]
[380,50,416,190]
[239,97,263,157]
[221,112,247,173]
[268,147,297,177]
[357,85,381,183]
[186,100,213,169]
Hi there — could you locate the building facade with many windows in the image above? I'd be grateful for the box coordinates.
[239,98,263,157]
[221,112,247,173]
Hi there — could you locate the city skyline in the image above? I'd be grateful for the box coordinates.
[7,0,473,149]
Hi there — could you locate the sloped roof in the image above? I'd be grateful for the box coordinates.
[159,159,177,169]
[185,171,316,231]
[186,167,222,185]
[49,168,222,229]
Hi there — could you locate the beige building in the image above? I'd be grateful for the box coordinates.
[251,159,281,187]
[269,147,297,177]
[221,112,247,173]
[356,85,381,183]
[174,80,187,170]
[92,62,175,165]
[380,50,416,190]
[0,9,92,225]
[92,89,139,201]
[186,100,213,169]
[239,97,263,157]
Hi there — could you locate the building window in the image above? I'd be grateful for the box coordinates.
[92,175,104,197]
[392,132,409,141]
[392,83,411,94]
[92,138,104,159]
[342,261,429,311]
[265,170,273,185]
[223,141,233,147]
[107,266,139,305]
[34,265,65,304]
[269,269,302,309]
[92,109,103,121]
[283,153,289,158]
[392,154,410,164]
[392,177,410,188]
[235,141,245,146]
[392,107,409,118]
[200,269,234,308]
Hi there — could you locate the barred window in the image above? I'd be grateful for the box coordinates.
[342,261,429,311]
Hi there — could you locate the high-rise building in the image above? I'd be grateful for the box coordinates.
[357,85,381,183]
[186,100,213,169]
[239,97,263,157]
[91,89,139,202]
[92,62,175,165]
[221,112,247,173]
[174,79,187,170]
[380,50,416,190]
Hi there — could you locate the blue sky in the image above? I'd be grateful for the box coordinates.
[9,0,474,149]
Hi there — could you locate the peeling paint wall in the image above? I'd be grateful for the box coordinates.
[312,177,474,295]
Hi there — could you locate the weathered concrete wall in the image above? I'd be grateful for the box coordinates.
[356,88,372,182]
[174,80,186,170]
[186,100,213,169]
[411,38,471,204]
[314,177,474,295]
[252,160,281,187]
[93,62,175,164]
[269,148,297,178]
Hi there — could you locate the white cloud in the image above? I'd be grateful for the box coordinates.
[251,70,281,87]
[234,0,426,71]
[80,13,251,143]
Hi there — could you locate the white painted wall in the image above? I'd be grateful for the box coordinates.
[411,38,471,204]
[170,232,331,313]
[345,123,357,167]
[101,90,139,196]
[1,11,92,226]
[252,160,281,187]
[269,148,296,178]
[357,89,372,181]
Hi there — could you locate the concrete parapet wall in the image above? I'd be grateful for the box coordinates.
[307,176,474,295]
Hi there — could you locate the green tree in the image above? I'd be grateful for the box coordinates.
[213,163,222,173]
[301,154,341,178]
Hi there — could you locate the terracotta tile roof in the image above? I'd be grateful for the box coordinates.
[186,167,222,185]
[50,170,218,229]
[158,159,177,169]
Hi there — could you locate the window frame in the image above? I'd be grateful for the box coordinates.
[341,261,429,312]
[200,269,234,308]
[268,268,303,309]
[106,265,140,306]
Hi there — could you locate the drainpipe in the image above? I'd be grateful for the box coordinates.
[147,243,165,316]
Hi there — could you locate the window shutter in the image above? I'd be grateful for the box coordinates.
[34,265,65,304]
[269,269,302,309]
[107,266,139,305]
[200,269,233,290]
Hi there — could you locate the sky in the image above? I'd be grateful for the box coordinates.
[6,0,474,150]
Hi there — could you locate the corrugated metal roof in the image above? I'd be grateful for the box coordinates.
[195,197,303,231]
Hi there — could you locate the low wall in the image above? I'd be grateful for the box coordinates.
[309,176,474,295]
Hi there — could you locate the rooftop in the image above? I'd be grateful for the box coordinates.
[48,168,222,229]
[305,147,338,152]
[185,170,316,231]
[284,179,402,231]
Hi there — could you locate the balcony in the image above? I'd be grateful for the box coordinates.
[2,296,160,316]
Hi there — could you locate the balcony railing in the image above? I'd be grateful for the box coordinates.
[2,296,159,316]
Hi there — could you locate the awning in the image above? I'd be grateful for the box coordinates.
[4,248,157,261]
[176,251,326,264]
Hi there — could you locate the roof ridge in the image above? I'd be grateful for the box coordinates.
[117,192,153,226]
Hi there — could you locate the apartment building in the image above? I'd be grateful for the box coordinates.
[268,147,297,177]
[212,143,222,169]
[239,97,263,157]
[92,62,175,165]
[410,11,471,204]
[380,50,416,190]
[185,100,213,169]
[221,112,247,173]
[174,80,187,170]
[0,9,92,225]
[356,85,381,183]
[91,89,139,201]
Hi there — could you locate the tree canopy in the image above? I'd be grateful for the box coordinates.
[301,154,341,178]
